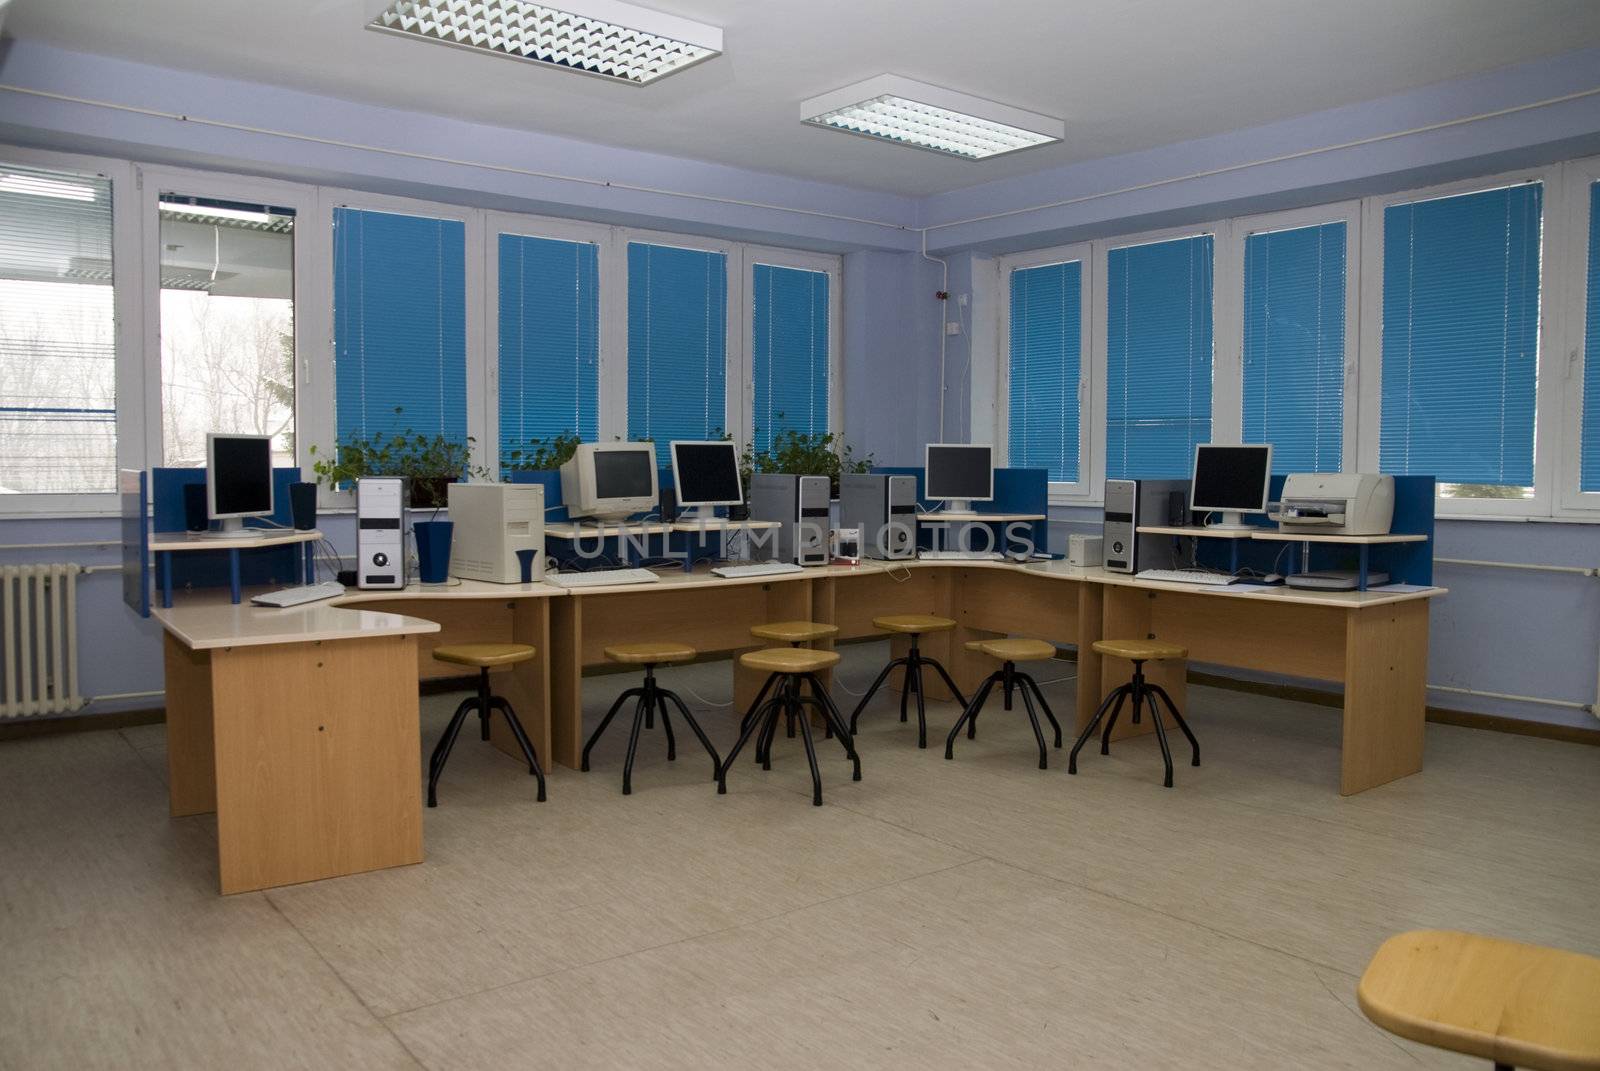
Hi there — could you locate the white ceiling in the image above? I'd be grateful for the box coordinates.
[8,0,1600,196]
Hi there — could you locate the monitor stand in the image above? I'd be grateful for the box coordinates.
[939,499,977,517]
[199,517,258,540]
[678,505,719,523]
[1204,511,1256,532]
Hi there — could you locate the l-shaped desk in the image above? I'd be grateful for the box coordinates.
[154,560,1443,893]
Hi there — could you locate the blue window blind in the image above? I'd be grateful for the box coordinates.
[333,208,466,445]
[627,243,727,465]
[1106,235,1214,479]
[1242,222,1346,473]
[1381,184,1541,488]
[1008,260,1082,482]
[498,233,599,463]
[751,263,829,455]
[1583,181,1600,492]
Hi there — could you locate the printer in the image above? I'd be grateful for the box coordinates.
[1274,473,1395,536]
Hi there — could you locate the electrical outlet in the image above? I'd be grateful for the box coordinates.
[944,321,963,336]
[957,293,969,308]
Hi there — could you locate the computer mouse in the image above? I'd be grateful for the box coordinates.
[1264,572,1283,584]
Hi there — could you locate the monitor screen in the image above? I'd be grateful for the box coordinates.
[925,444,994,502]
[1191,444,1273,512]
[593,449,656,501]
[672,441,743,505]
[208,434,273,517]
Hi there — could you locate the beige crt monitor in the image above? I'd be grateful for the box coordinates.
[559,442,658,522]
[447,482,545,583]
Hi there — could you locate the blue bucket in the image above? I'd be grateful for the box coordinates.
[414,520,454,584]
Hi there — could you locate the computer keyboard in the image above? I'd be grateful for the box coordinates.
[251,581,346,607]
[711,561,806,579]
[546,568,661,588]
[1134,569,1238,587]
[918,550,1006,561]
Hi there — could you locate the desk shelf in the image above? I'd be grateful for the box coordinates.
[1136,525,1255,539]
[917,512,1046,522]
[151,528,322,608]
[1249,532,1429,544]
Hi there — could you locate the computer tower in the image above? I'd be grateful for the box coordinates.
[750,473,830,566]
[356,477,407,589]
[1102,478,1189,574]
[838,473,917,559]
[447,482,545,583]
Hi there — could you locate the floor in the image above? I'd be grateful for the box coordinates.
[2,642,1597,1070]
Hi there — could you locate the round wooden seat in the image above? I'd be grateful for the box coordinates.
[739,647,841,675]
[872,614,956,635]
[965,638,1056,662]
[1358,929,1600,1071]
[1092,638,1187,662]
[604,642,697,665]
[749,620,839,644]
[432,642,536,669]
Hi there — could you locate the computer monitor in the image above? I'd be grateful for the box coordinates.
[925,443,994,514]
[1191,443,1273,530]
[670,440,743,520]
[559,442,658,522]
[205,432,274,538]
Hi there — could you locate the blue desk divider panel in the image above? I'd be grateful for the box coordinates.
[119,469,149,617]
[873,466,1052,557]
[151,468,304,592]
[504,469,568,521]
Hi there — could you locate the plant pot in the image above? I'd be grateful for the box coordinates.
[409,476,457,509]
[413,520,454,585]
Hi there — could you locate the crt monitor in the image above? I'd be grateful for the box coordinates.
[670,440,743,519]
[559,442,657,522]
[925,443,994,514]
[1191,443,1273,530]
[205,432,273,539]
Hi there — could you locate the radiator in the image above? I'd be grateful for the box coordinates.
[1,564,84,717]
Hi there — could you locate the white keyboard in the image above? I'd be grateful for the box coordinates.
[1135,569,1237,587]
[919,550,1005,561]
[711,561,806,579]
[546,568,660,588]
[251,581,346,607]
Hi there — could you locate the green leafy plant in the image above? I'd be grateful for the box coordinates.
[309,407,486,508]
[737,422,873,497]
[501,431,582,472]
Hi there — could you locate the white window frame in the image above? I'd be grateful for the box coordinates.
[483,211,610,479]
[994,241,1094,500]
[1357,165,1562,519]
[1228,201,1363,473]
[1557,155,1600,514]
[617,227,742,451]
[740,245,843,455]
[0,146,141,516]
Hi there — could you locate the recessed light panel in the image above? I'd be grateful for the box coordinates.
[801,75,1063,160]
[368,0,723,86]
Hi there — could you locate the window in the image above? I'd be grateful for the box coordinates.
[159,195,296,467]
[332,207,467,447]
[497,232,599,464]
[1105,234,1213,479]
[1007,259,1082,483]
[0,163,116,495]
[626,242,727,464]
[1242,221,1346,473]
[751,262,829,455]
[1380,183,1542,499]
[1583,179,1600,493]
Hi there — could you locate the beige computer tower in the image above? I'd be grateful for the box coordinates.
[447,482,545,583]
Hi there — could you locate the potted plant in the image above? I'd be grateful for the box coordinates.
[309,407,486,509]
[501,431,582,474]
[743,424,874,498]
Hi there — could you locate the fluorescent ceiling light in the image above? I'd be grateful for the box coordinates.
[801,75,1063,160]
[368,0,722,86]
[0,173,98,201]
[158,200,278,225]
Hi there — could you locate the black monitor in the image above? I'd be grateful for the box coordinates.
[671,441,743,517]
[205,432,273,538]
[925,443,994,514]
[592,449,656,501]
[1191,444,1273,530]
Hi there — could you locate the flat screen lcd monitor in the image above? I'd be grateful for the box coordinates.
[671,441,743,510]
[1191,443,1273,530]
[924,443,994,513]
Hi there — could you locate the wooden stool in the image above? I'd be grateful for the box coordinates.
[848,614,967,749]
[582,643,720,795]
[427,643,545,807]
[1358,929,1600,1071]
[720,648,859,806]
[943,638,1062,768]
[747,620,841,743]
[1069,639,1198,788]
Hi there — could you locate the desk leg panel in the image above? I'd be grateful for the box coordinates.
[491,598,553,769]
[1074,583,1104,732]
[1340,601,1428,796]
[209,635,423,894]
[548,597,584,769]
[164,633,217,818]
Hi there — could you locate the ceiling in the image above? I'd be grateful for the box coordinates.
[8,0,1600,197]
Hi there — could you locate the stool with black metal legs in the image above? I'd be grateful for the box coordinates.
[1069,639,1199,788]
[847,614,967,748]
[745,619,840,750]
[943,638,1063,768]
[427,643,546,807]
[581,642,721,795]
[719,647,860,806]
